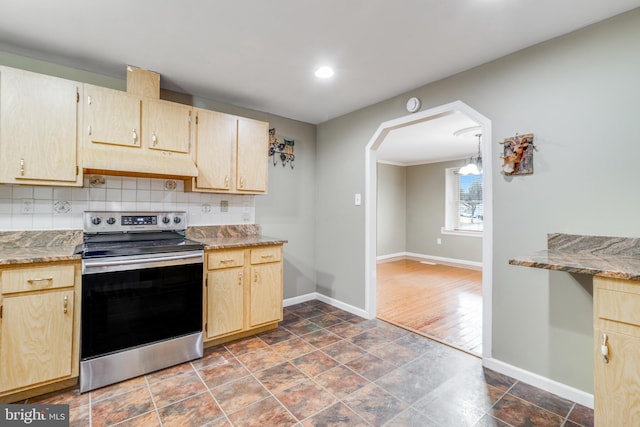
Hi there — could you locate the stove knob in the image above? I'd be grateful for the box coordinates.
[91,217,102,225]
[173,216,182,224]
[162,216,171,224]
[106,217,116,225]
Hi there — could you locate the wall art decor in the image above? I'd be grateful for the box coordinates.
[500,133,534,175]
[268,128,295,169]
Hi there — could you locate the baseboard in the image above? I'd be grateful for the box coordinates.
[376,251,482,270]
[283,293,317,307]
[483,358,594,409]
[283,292,370,319]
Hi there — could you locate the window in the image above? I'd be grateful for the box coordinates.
[444,167,483,234]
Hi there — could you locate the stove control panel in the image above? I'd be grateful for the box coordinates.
[83,211,187,233]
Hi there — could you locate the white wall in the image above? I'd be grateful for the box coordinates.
[315,8,640,393]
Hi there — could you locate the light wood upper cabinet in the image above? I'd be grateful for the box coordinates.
[85,84,141,148]
[143,98,192,154]
[237,117,269,193]
[0,262,80,398]
[193,110,235,191]
[189,109,268,194]
[0,66,82,186]
[82,84,197,177]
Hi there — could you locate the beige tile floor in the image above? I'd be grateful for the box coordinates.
[25,300,594,426]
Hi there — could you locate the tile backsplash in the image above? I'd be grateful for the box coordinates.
[0,175,255,231]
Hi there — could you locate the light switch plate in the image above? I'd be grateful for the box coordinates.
[354,193,361,206]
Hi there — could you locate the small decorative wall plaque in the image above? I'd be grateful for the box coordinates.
[268,128,295,169]
[500,133,534,175]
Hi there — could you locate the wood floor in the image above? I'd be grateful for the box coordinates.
[376,259,482,355]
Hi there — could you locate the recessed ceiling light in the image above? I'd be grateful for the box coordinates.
[314,66,334,79]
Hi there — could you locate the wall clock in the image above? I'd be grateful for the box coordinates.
[406,96,421,113]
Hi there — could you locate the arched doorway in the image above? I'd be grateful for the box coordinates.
[364,100,493,359]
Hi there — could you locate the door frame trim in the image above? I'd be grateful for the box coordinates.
[364,100,493,359]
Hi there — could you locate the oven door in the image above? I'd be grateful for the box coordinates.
[81,251,203,360]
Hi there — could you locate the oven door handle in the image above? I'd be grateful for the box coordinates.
[83,252,203,274]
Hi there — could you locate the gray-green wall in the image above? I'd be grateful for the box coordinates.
[0,51,318,300]
[406,160,482,263]
[316,8,640,393]
[377,160,483,263]
[376,163,406,256]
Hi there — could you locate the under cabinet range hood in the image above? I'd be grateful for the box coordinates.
[82,149,199,179]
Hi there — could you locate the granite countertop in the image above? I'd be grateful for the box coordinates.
[509,233,640,281]
[0,225,287,266]
[187,225,287,249]
[0,230,82,266]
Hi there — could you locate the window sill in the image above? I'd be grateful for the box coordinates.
[441,227,483,238]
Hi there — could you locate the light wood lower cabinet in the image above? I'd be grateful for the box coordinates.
[205,245,283,344]
[594,277,640,426]
[0,261,80,402]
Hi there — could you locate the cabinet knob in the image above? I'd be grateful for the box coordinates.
[152,132,157,146]
[132,129,138,144]
[239,176,245,189]
[238,272,243,286]
[224,175,230,188]
[63,295,68,314]
[254,272,258,282]
[20,158,25,176]
[601,333,609,364]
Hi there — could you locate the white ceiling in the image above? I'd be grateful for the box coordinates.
[1,1,638,126]
[1,1,638,164]
[377,111,481,166]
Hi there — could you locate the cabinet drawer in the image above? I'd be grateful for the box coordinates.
[207,250,245,270]
[250,246,282,265]
[2,264,76,295]
[597,288,640,327]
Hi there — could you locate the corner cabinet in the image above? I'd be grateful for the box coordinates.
[0,261,81,402]
[594,277,640,425]
[204,245,283,345]
[0,66,82,186]
[188,109,268,194]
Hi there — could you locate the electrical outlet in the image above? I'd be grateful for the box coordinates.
[437,238,442,245]
[22,199,34,213]
[220,200,229,212]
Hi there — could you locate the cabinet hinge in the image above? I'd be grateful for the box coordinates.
[0,305,3,319]
[76,90,79,103]
[76,166,79,176]
[204,323,207,332]
[205,277,208,287]
[195,115,198,125]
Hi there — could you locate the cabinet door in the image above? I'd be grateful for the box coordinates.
[194,109,235,191]
[249,262,282,327]
[144,99,192,153]
[85,84,141,148]
[0,290,74,392]
[0,67,80,184]
[236,117,268,192]
[207,268,244,338]
[594,328,640,425]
